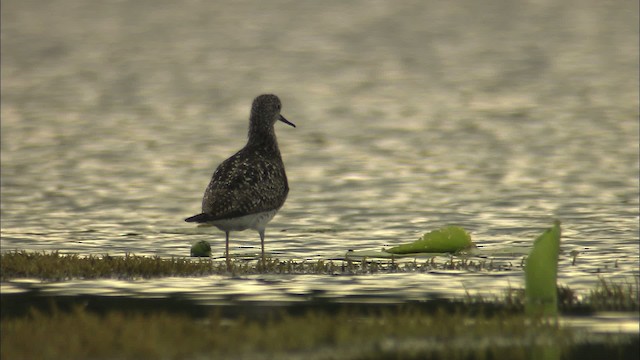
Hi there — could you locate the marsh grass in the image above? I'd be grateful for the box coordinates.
[1,304,575,360]
[0,251,513,281]
[2,251,638,313]
[463,280,639,314]
[1,251,221,280]
[1,251,638,359]
[588,277,640,311]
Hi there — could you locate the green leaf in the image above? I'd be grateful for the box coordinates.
[190,240,212,257]
[385,226,474,254]
[525,220,561,317]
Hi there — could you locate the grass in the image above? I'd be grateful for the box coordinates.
[1,251,638,313]
[1,251,638,359]
[0,250,515,280]
[1,305,579,360]
[1,251,224,280]
[3,302,638,360]
[588,278,640,311]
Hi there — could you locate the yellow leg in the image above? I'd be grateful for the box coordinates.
[225,231,230,271]
[259,229,266,271]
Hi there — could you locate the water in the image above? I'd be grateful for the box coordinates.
[1,0,638,319]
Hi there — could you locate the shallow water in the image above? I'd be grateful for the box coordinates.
[1,0,638,322]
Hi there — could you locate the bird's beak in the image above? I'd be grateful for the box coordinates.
[278,115,296,128]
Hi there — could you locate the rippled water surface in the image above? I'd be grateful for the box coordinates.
[1,0,638,310]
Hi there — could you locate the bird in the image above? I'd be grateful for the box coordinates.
[185,94,295,270]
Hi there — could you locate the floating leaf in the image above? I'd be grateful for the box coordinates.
[385,226,473,254]
[190,240,212,257]
[525,220,561,317]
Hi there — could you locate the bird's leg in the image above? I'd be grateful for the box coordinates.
[259,229,266,271]
[225,231,231,271]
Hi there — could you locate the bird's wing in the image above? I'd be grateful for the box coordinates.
[200,151,288,220]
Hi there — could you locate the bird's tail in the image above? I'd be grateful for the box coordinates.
[185,213,213,223]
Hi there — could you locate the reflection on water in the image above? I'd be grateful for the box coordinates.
[1,0,638,320]
[563,313,640,335]
[3,271,519,304]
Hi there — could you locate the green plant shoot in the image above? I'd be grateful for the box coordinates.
[525,220,561,317]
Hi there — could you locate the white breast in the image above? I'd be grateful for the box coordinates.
[209,210,278,232]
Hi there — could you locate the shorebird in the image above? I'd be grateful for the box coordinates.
[185,94,295,270]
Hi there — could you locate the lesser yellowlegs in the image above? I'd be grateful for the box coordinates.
[185,94,295,270]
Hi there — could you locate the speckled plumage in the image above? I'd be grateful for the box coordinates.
[185,94,294,269]
[199,142,289,221]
